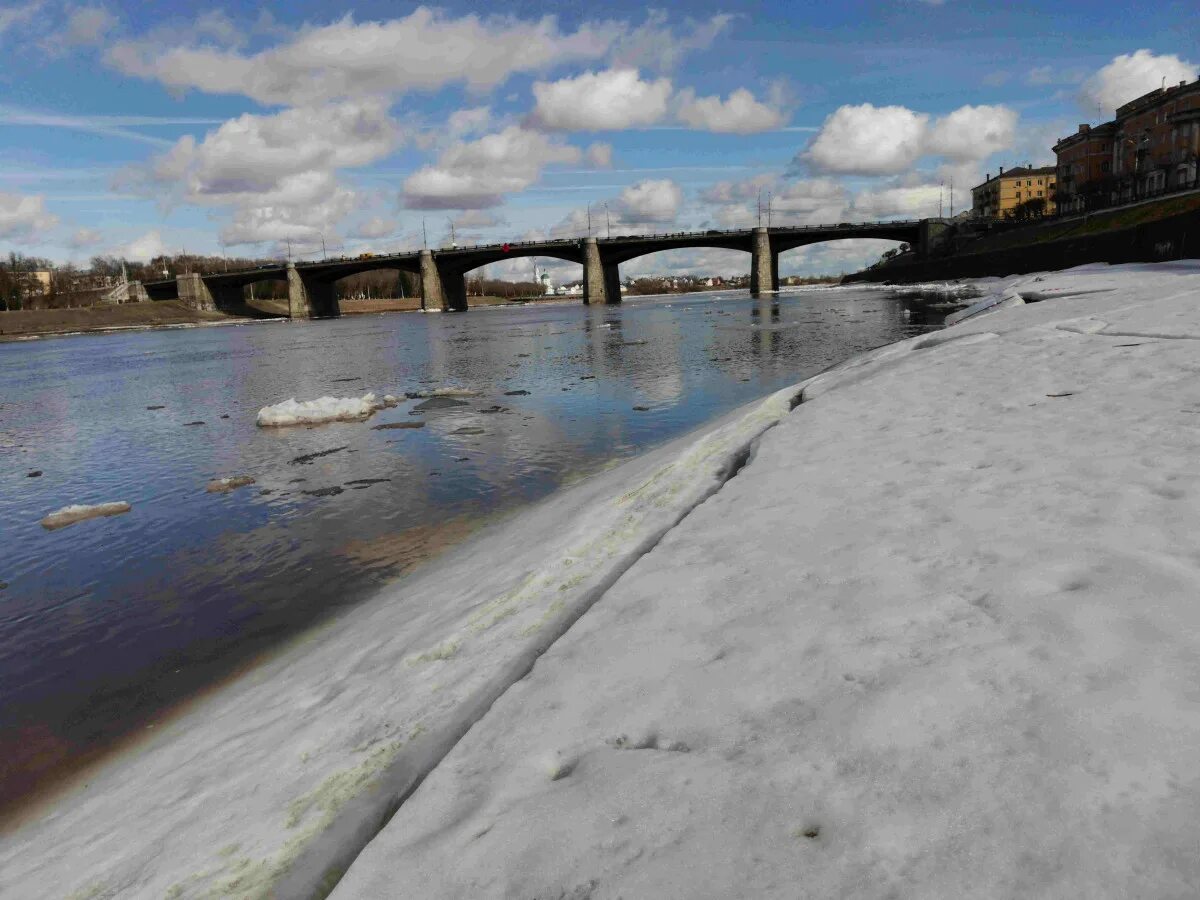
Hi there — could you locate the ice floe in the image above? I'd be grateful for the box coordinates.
[205,476,256,493]
[40,502,131,530]
[255,393,399,427]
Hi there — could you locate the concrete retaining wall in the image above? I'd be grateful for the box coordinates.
[846,207,1200,284]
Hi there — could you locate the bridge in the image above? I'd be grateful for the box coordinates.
[143,220,946,318]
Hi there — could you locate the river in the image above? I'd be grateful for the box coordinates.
[0,286,949,818]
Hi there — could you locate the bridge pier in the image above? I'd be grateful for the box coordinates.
[176,273,241,311]
[750,227,778,297]
[287,264,339,319]
[917,219,950,257]
[583,238,620,305]
[419,250,467,311]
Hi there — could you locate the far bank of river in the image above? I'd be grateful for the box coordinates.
[0,295,558,341]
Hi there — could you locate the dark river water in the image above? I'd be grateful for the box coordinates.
[0,287,948,817]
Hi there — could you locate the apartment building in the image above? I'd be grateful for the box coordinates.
[971,165,1058,218]
[1054,77,1200,211]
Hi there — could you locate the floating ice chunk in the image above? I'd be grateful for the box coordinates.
[403,387,480,399]
[41,502,131,530]
[256,393,396,427]
[206,475,256,493]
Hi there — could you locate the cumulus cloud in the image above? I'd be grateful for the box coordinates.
[63,6,115,46]
[702,175,848,228]
[549,178,684,238]
[69,227,104,249]
[529,69,672,131]
[586,142,614,168]
[617,179,683,222]
[0,192,58,242]
[850,183,944,219]
[675,87,786,133]
[143,100,397,204]
[107,9,620,106]
[0,2,40,39]
[403,126,582,209]
[446,106,492,138]
[351,217,396,239]
[121,230,168,262]
[129,100,397,246]
[451,209,506,228]
[608,10,733,73]
[1081,49,1198,113]
[800,102,1018,176]
[803,104,929,175]
[924,104,1018,162]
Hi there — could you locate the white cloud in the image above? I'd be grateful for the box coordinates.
[121,230,167,262]
[851,183,944,219]
[924,104,1018,163]
[803,104,929,175]
[0,192,58,242]
[0,1,39,39]
[1081,49,1198,113]
[529,69,672,131]
[403,126,582,209]
[63,6,115,46]
[618,179,683,223]
[548,178,683,239]
[675,87,785,133]
[220,189,358,247]
[69,227,104,249]
[608,10,733,73]
[146,100,398,204]
[452,209,506,228]
[351,217,396,239]
[130,101,397,246]
[447,106,492,138]
[586,142,614,168]
[801,102,1018,176]
[107,9,619,106]
[702,175,848,228]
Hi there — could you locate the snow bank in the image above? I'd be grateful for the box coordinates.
[40,502,131,530]
[1,380,802,900]
[326,262,1200,899]
[13,262,1200,900]
[255,393,398,427]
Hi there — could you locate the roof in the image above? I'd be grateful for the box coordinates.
[971,165,1057,190]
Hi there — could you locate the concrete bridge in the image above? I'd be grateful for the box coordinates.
[143,220,945,318]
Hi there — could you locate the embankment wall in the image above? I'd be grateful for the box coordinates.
[847,206,1200,284]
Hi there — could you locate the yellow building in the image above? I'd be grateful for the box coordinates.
[971,165,1057,218]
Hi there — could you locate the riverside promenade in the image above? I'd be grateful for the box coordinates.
[6,262,1200,899]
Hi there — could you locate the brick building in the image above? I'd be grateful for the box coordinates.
[970,165,1057,218]
[1053,122,1117,214]
[1054,78,1200,212]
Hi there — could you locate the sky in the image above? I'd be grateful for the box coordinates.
[0,0,1197,279]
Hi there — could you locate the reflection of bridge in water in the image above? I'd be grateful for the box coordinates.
[143,220,946,319]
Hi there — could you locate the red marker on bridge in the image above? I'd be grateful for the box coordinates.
[502,243,511,253]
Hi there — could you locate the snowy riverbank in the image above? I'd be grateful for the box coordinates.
[6,262,1200,898]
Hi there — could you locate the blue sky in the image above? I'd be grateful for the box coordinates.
[0,0,1196,277]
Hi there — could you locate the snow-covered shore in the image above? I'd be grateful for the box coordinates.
[7,262,1200,899]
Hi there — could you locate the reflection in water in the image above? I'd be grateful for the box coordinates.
[0,286,947,816]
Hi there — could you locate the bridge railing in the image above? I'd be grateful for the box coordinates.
[180,220,930,279]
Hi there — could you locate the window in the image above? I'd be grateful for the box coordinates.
[1026,180,1032,186]
[1037,190,1043,196]
[1037,179,1043,185]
